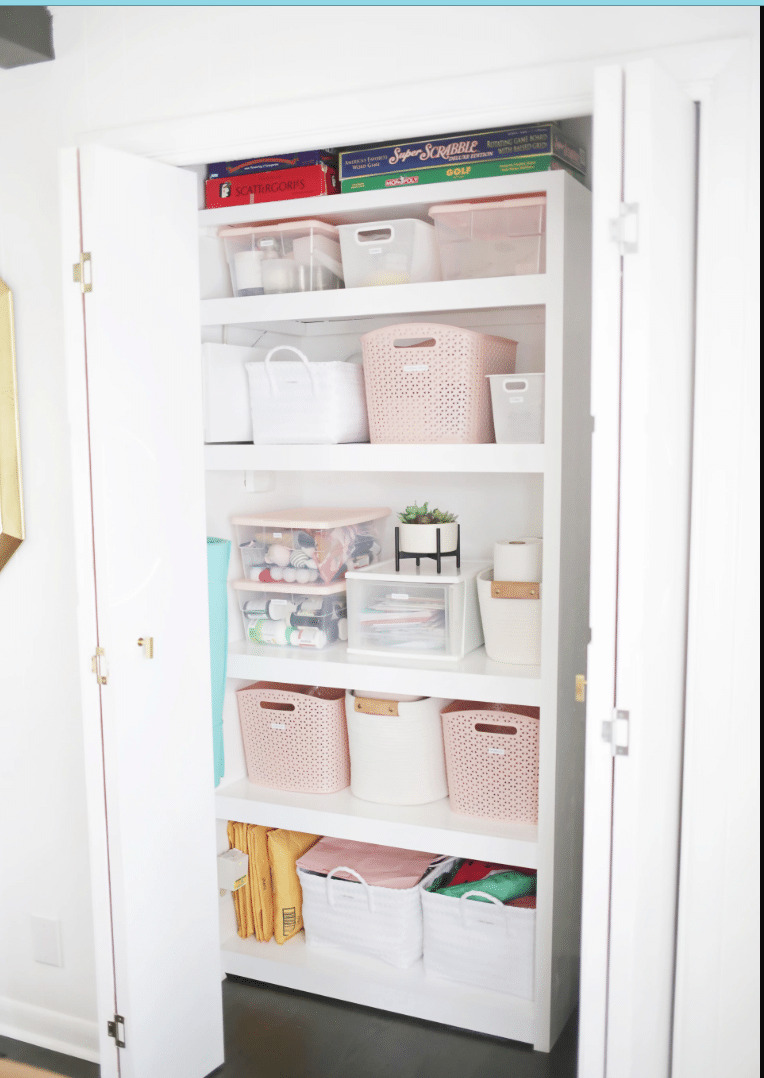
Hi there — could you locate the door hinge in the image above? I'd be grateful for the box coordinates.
[107,1014,125,1048]
[609,203,639,255]
[91,645,108,686]
[602,709,630,756]
[73,251,92,293]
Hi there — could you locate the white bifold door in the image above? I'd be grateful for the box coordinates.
[61,145,224,1078]
[579,61,697,1078]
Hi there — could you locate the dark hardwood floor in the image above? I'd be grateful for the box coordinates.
[1,977,578,1078]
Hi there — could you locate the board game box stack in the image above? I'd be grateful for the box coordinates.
[339,123,586,193]
[205,149,339,208]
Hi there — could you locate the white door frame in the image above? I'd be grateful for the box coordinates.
[67,33,757,1070]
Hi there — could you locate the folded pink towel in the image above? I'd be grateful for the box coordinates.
[297,837,439,890]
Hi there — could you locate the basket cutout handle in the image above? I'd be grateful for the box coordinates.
[503,378,529,393]
[354,697,399,716]
[354,226,394,245]
[491,581,540,600]
[263,345,318,397]
[475,723,517,735]
[392,337,437,349]
[326,866,374,912]
[459,890,508,933]
[258,700,296,712]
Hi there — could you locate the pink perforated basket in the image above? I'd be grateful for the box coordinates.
[360,323,517,444]
[236,681,350,794]
[441,701,539,821]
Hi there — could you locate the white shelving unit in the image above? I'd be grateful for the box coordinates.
[201,170,591,1052]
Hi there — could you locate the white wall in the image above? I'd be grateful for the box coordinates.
[0,5,757,1063]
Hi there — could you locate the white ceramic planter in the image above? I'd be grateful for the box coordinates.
[398,521,459,555]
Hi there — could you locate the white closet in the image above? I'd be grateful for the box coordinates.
[203,169,591,1051]
[61,52,703,1078]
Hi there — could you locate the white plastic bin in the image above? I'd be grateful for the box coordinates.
[345,691,450,805]
[486,373,545,444]
[477,569,542,665]
[346,559,487,660]
[219,219,343,296]
[421,858,536,998]
[234,580,348,649]
[338,219,441,288]
[233,507,390,586]
[429,195,546,280]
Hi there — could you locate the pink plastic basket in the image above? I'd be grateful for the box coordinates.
[441,701,539,821]
[360,322,517,443]
[236,681,350,794]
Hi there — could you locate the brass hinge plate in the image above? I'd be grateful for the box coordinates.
[73,252,92,293]
[91,645,108,685]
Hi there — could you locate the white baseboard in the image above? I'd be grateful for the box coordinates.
[0,997,99,1064]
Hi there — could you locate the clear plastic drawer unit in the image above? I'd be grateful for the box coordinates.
[346,559,488,660]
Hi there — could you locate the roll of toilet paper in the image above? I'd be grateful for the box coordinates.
[494,537,543,582]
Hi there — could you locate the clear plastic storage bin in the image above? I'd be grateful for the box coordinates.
[337,219,441,288]
[486,373,545,444]
[346,560,487,660]
[429,195,546,280]
[233,507,390,587]
[219,219,343,296]
[234,580,348,649]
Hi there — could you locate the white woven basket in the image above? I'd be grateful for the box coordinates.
[345,691,450,805]
[421,859,536,998]
[477,569,542,665]
[298,865,426,968]
[246,345,369,444]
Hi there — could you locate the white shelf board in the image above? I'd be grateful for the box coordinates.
[221,931,535,1044]
[216,778,538,866]
[200,275,547,329]
[226,640,542,706]
[200,170,562,229]
[205,442,545,474]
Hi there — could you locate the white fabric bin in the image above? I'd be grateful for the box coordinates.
[345,691,450,805]
[421,859,536,998]
[486,373,545,444]
[298,865,426,968]
[203,342,257,443]
[246,345,369,445]
[477,569,542,665]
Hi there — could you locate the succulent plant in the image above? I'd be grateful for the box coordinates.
[398,501,458,525]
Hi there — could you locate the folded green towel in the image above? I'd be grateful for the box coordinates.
[432,868,536,904]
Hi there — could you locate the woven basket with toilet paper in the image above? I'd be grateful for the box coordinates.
[478,538,543,666]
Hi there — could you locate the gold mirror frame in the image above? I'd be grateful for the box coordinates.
[0,277,24,570]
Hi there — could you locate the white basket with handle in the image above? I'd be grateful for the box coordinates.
[297,864,426,968]
[246,345,369,444]
[421,858,536,998]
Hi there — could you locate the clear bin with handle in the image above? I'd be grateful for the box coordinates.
[338,219,441,287]
[219,219,343,296]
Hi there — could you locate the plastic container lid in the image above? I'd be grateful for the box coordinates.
[218,219,339,239]
[233,579,347,596]
[429,195,546,218]
[232,507,391,529]
[345,558,489,583]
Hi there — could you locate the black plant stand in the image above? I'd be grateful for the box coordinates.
[395,524,461,574]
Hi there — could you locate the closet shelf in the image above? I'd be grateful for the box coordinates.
[226,640,542,706]
[205,442,545,474]
[220,931,536,1044]
[216,777,538,866]
[200,274,547,329]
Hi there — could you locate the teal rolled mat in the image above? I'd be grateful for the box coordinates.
[207,537,231,787]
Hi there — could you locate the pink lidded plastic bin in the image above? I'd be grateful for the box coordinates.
[441,701,540,822]
[232,507,390,586]
[429,195,547,280]
[219,219,343,296]
[236,681,350,794]
[360,323,517,444]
